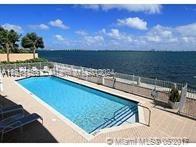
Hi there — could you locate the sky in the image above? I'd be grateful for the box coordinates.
[0,4,196,51]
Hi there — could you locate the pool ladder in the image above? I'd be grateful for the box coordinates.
[90,105,138,134]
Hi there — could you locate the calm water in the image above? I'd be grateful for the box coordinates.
[38,51,196,88]
[18,76,137,133]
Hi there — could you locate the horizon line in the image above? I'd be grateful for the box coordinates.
[38,49,196,52]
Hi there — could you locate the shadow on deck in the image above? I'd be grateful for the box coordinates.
[0,94,58,143]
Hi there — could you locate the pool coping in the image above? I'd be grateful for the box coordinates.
[14,79,94,141]
[14,75,146,141]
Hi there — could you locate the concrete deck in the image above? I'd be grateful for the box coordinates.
[0,76,196,143]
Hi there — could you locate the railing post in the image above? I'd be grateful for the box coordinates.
[28,62,30,70]
[102,76,105,85]
[178,83,187,113]
[54,63,56,75]
[39,62,41,76]
[0,73,3,92]
[174,83,177,89]
[155,78,157,89]
[137,76,141,86]
[71,65,73,76]
[81,67,84,79]
[132,74,134,84]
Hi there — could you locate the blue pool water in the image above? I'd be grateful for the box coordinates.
[18,76,138,133]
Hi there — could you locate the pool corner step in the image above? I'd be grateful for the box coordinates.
[90,105,138,134]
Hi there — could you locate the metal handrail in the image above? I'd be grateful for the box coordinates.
[138,104,151,126]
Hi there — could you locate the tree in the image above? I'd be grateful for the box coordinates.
[0,27,20,62]
[8,30,21,53]
[21,32,44,59]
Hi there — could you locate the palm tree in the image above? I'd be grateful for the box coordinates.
[0,27,20,62]
[8,30,21,53]
[21,32,44,59]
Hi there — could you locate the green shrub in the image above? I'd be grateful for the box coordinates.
[0,57,48,64]
[169,86,180,102]
[13,48,32,53]
[0,50,5,53]
[0,48,32,54]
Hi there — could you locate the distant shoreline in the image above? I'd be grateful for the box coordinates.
[38,50,196,52]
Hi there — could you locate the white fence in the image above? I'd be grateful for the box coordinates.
[0,61,195,119]
[52,62,114,82]
[114,72,184,93]
[0,61,195,99]
[0,62,54,77]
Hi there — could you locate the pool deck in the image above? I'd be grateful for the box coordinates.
[0,76,196,143]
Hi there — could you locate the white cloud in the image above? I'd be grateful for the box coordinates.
[75,30,88,36]
[81,4,162,14]
[100,28,106,34]
[39,24,49,29]
[75,30,105,46]
[181,36,196,43]
[55,35,65,41]
[84,35,104,45]
[160,30,172,38]
[54,34,71,46]
[49,19,69,29]
[29,24,49,30]
[101,28,133,43]
[146,35,161,42]
[176,23,196,36]
[145,25,177,43]
[74,23,196,50]
[107,29,121,39]
[98,28,133,46]
[2,23,22,32]
[117,17,147,30]
[96,24,195,50]
[53,22,196,51]
[82,5,100,10]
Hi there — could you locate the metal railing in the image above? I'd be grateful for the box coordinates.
[138,104,151,126]
[187,87,196,99]
[114,72,184,92]
[0,62,53,70]
[52,62,115,79]
[0,62,54,77]
[180,87,196,119]
[0,62,195,96]
[0,61,195,119]
[1,61,195,100]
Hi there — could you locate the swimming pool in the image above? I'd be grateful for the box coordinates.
[17,76,138,133]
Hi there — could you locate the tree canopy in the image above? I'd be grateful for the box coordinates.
[0,27,21,61]
[0,26,44,61]
[21,33,44,49]
[21,32,44,59]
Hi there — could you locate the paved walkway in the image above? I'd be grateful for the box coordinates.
[0,76,196,143]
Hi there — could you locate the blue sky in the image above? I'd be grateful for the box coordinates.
[0,4,196,51]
